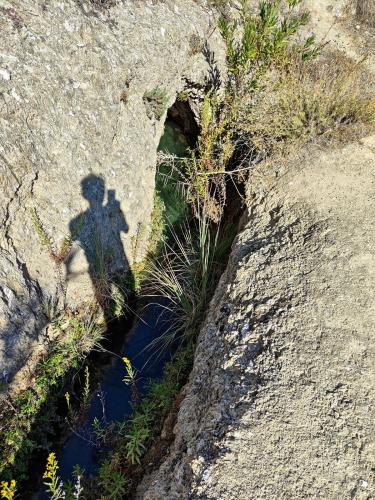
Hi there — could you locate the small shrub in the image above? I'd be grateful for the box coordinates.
[243,51,375,154]
[219,0,319,90]
[98,461,126,500]
[143,87,169,120]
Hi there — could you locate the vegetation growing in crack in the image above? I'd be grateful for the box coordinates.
[143,87,169,121]
[30,208,84,300]
[86,2,375,495]
[6,1,375,497]
[0,308,104,482]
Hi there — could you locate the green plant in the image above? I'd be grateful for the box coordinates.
[143,87,169,120]
[31,208,83,266]
[82,366,90,406]
[144,208,217,351]
[30,208,84,298]
[43,454,84,500]
[124,420,150,465]
[219,0,319,90]
[122,357,136,385]
[0,308,104,481]
[118,342,193,469]
[98,460,126,499]
[43,452,65,499]
[62,465,84,500]
[131,222,147,263]
[92,417,109,445]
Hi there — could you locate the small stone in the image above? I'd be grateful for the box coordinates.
[0,68,11,80]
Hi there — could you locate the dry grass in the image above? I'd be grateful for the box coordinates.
[356,0,375,27]
[242,51,375,155]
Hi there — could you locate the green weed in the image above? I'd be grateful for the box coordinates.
[0,308,103,481]
[143,87,169,120]
[30,208,84,300]
[98,460,126,500]
[219,0,319,90]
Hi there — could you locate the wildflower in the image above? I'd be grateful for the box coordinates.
[122,356,136,386]
[1,480,16,500]
[65,392,70,406]
[43,452,59,480]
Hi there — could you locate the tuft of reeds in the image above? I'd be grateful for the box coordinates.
[143,206,218,352]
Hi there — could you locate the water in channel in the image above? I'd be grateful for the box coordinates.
[34,119,189,496]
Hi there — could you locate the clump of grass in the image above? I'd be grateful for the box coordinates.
[144,207,217,351]
[243,51,375,155]
[30,208,84,301]
[98,460,126,500]
[143,87,169,120]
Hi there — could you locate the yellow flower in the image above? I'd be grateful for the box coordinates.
[122,356,130,364]
[43,452,59,480]
[1,480,16,500]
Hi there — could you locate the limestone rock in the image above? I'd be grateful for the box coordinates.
[0,0,225,387]
[138,138,375,499]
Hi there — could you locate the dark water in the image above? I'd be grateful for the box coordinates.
[57,303,172,482]
[35,303,172,500]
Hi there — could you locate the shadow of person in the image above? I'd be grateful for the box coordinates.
[66,175,132,323]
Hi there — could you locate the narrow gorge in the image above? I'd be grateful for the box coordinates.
[0,1,374,499]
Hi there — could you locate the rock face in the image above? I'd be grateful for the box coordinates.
[0,0,224,387]
[138,137,375,499]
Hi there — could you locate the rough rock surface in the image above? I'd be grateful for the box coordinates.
[138,137,375,499]
[0,0,224,386]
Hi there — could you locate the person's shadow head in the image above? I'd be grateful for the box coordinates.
[81,174,105,208]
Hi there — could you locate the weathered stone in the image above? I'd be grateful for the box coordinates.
[0,0,225,387]
[138,138,375,499]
